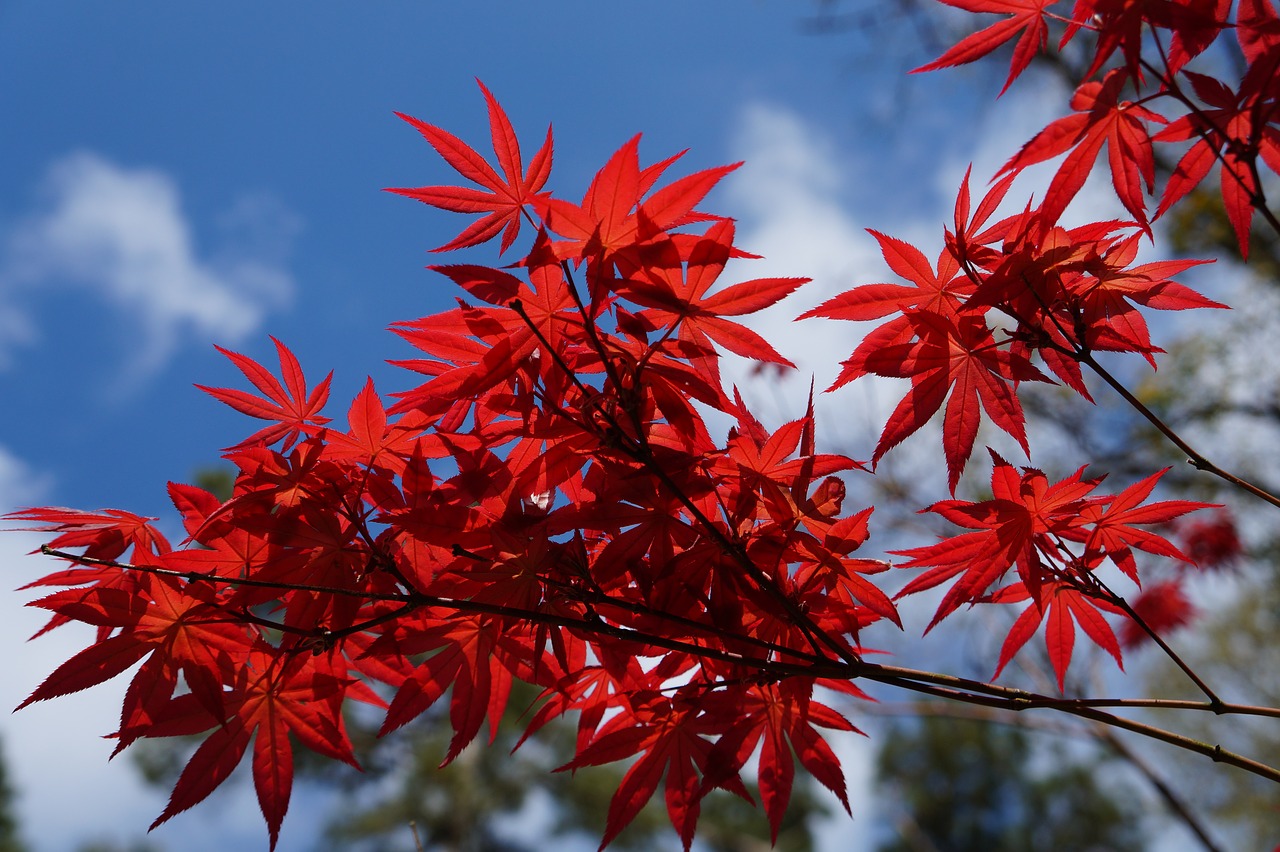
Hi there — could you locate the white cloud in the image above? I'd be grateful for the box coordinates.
[723,105,893,431]
[1,153,294,387]
[0,448,52,510]
[722,103,951,496]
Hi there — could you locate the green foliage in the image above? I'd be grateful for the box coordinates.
[873,714,1147,852]
[192,467,235,503]
[1145,566,1280,850]
[0,740,26,852]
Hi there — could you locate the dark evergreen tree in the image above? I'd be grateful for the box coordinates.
[873,714,1146,852]
[0,739,26,852]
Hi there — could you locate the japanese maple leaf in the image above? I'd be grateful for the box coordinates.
[899,454,1211,632]
[1067,232,1223,360]
[19,580,161,715]
[992,580,1126,690]
[619,221,807,377]
[718,413,860,525]
[999,69,1166,228]
[388,80,552,253]
[1077,467,1212,582]
[539,135,739,262]
[521,657,650,756]
[390,235,581,416]
[1118,579,1196,648]
[912,0,1057,95]
[700,681,856,843]
[1176,510,1242,570]
[1065,0,1230,79]
[559,689,726,851]
[842,310,1048,492]
[1153,65,1280,255]
[946,165,1020,271]
[798,229,972,347]
[894,452,1104,627]
[322,377,425,475]
[6,506,170,562]
[18,571,254,744]
[165,482,280,586]
[548,476,699,594]
[793,512,902,633]
[131,576,251,711]
[801,228,979,395]
[375,612,544,764]
[196,337,331,451]
[151,646,362,849]
[1238,0,1280,64]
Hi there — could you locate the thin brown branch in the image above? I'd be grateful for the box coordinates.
[37,546,1280,786]
[1076,350,1280,509]
[1089,573,1223,706]
[1097,727,1228,852]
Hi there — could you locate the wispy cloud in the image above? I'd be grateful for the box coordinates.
[1,152,296,387]
[722,102,933,469]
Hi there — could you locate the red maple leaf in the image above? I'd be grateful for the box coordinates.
[895,452,1102,627]
[1238,0,1280,63]
[1175,510,1242,569]
[701,680,857,842]
[1118,579,1196,648]
[559,688,729,851]
[798,229,973,362]
[150,646,363,850]
[913,0,1057,95]
[6,506,170,562]
[842,310,1048,492]
[617,221,807,377]
[898,453,1211,651]
[388,80,553,253]
[1077,467,1211,582]
[999,69,1166,228]
[196,337,331,451]
[991,579,1126,690]
[1153,63,1280,256]
[539,136,739,262]
[1065,0,1231,79]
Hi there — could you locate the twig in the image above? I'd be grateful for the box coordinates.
[36,546,1280,786]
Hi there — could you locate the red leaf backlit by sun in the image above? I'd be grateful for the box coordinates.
[388,80,552,253]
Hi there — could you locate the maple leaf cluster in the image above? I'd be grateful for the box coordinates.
[8,2,1280,848]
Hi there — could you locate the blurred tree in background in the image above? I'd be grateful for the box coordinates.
[872,713,1146,852]
[0,740,26,852]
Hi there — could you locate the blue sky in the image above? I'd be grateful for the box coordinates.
[0,2,1125,850]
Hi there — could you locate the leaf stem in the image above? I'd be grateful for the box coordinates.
[1089,572,1223,707]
